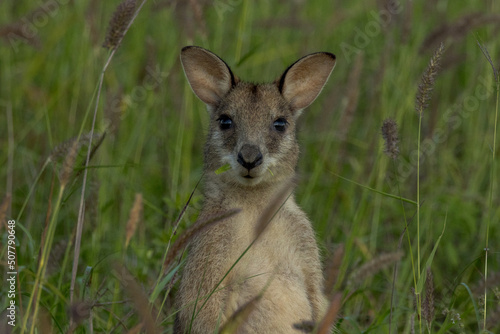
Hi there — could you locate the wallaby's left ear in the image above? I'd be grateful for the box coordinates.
[278,52,336,112]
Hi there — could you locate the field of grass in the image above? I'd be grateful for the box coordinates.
[1,0,499,333]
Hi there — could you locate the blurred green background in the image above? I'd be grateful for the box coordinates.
[1,0,499,332]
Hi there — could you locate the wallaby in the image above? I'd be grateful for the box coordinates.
[175,46,336,333]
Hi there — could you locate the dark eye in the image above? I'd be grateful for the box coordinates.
[273,118,288,132]
[217,115,233,130]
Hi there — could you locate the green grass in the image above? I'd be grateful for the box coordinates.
[1,0,499,333]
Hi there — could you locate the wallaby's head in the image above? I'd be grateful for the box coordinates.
[180,46,336,189]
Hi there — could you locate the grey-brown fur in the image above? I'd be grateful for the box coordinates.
[175,46,336,333]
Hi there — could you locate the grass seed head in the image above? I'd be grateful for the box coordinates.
[381,118,400,159]
[113,264,158,334]
[69,301,91,324]
[477,40,499,83]
[103,0,137,50]
[423,268,435,328]
[415,42,445,116]
[50,133,104,163]
[60,141,80,187]
[125,193,143,248]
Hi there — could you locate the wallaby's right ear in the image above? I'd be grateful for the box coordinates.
[180,46,238,109]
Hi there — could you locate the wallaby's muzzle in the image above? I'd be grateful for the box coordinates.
[237,144,263,172]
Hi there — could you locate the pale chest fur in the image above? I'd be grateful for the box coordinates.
[199,198,317,324]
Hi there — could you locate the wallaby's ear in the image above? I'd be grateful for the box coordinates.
[180,46,238,108]
[278,52,336,112]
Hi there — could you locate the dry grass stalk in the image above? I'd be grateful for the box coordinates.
[113,264,158,334]
[75,132,106,180]
[218,294,262,334]
[317,292,342,334]
[103,0,137,49]
[125,193,143,248]
[60,141,80,187]
[49,132,104,162]
[163,208,241,269]
[72,0,145,306]
[324,244,345,296]
[156,174,203,283]
[254,177,296,238]
[420,13,500,53]
[36,173,55,292]
[171,174,204,234]
[381,118,400,159]
[348,252,404,286]
[415,42,445,116]
[422,268,435,328]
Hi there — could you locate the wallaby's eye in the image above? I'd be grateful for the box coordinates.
[217,115,233,130]
[273,118,288,132]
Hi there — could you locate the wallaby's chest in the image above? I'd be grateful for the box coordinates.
[217,208,305,283]
[219,210,313,325]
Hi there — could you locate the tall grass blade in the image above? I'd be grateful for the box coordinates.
[476,38,499,332]
[330,172,417,205]
[460,283,482,332]
[416,212,446,294]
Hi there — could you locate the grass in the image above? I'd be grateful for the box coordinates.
[1,0,499,333]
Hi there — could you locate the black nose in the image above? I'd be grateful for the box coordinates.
[237,144,263,170]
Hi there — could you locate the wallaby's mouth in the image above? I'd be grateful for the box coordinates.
[243,175,253,179]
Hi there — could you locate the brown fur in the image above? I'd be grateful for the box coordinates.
[175,46,336,333]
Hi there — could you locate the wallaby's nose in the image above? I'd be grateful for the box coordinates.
[237,144,263,171]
